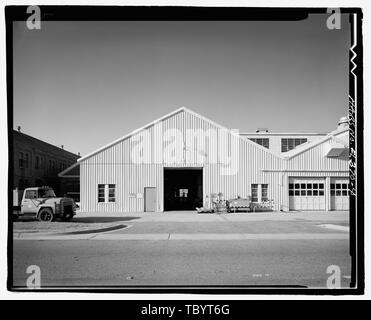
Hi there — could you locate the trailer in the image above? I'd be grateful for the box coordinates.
[227,197,251,213]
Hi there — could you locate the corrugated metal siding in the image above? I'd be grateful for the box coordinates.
[286,137,349,172]
[80,110,286,212]
[80,110,349,213]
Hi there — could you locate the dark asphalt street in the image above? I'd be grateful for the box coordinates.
[12,238,351,289]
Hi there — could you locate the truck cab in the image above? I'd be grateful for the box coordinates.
[19,186,76,222]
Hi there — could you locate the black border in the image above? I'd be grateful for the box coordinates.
[6,6,364,295]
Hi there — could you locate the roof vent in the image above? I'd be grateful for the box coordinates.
[337,116,349,129]
[256,128,269,133]
[17,126,21,132]
[61,145,64,149]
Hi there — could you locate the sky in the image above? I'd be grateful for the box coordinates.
[13,14,350,156]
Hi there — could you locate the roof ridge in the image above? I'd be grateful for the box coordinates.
[78,107,284,162]
[283,127,349,159]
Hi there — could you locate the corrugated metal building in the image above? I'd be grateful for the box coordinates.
[60,108,349,213]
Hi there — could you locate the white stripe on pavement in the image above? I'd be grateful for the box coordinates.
[317,224,349,232]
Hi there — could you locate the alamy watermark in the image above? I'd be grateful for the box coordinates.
[26,265,41,289]
[129,125,240,176]
[326,8,341,30]
[26,5,41,30]
[326,265,341,289]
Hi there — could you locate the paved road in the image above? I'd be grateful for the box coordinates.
[12,238,351,289]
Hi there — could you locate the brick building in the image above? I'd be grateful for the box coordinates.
[13,128,80,196]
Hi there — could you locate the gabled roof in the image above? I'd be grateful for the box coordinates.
[78,107,284,162]
[14,130,79,159]
[283,126,349,159]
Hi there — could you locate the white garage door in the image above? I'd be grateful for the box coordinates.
[330,178,349,211]
[289,178,325,211]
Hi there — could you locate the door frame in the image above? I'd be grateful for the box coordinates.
[163,167,203,211]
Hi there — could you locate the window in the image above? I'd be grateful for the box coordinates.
[25,153,29,168]
[39,188,56,198]
[179,189,188,198]
[249,138,269,149]
[251,184,259,202]
[108,184,116,202]
[19,152,24,168]
[330,182,348,197]
[98,184,116,203]
[289,181,324,197]
[281,138,307,152]
[25,190,37,199]
[98,184,105,202]
[35,156,39,169]
[251,184,269,202]
[261,184,268,201]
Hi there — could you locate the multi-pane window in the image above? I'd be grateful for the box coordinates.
[281,138,307,152]
[98,184,116,203]
[179,189,188,198]
[249,138,269,149]
[330,183,349,196]
[289,183,325,196]
[251,184,259,202]
[251,184,269,202]
[261,184,268,201]
[108,184,116,202]
[98,184,105,202]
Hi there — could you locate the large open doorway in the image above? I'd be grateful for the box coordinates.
[164,168,203,211]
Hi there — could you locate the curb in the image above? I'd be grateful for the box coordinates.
[14,224,127,238]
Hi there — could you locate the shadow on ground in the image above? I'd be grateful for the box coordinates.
[71,216,141,223]
[14,216,141,223]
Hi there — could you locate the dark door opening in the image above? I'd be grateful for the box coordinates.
[164,168,203,211]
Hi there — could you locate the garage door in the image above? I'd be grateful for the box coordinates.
[289,178,325,211]
[330,178,349,211]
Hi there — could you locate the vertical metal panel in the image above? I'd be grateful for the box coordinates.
[287,138,348,172]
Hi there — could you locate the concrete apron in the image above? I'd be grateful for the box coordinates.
[74,210,350,222]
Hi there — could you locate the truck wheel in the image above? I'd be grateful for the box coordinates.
[38,208,54,222]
